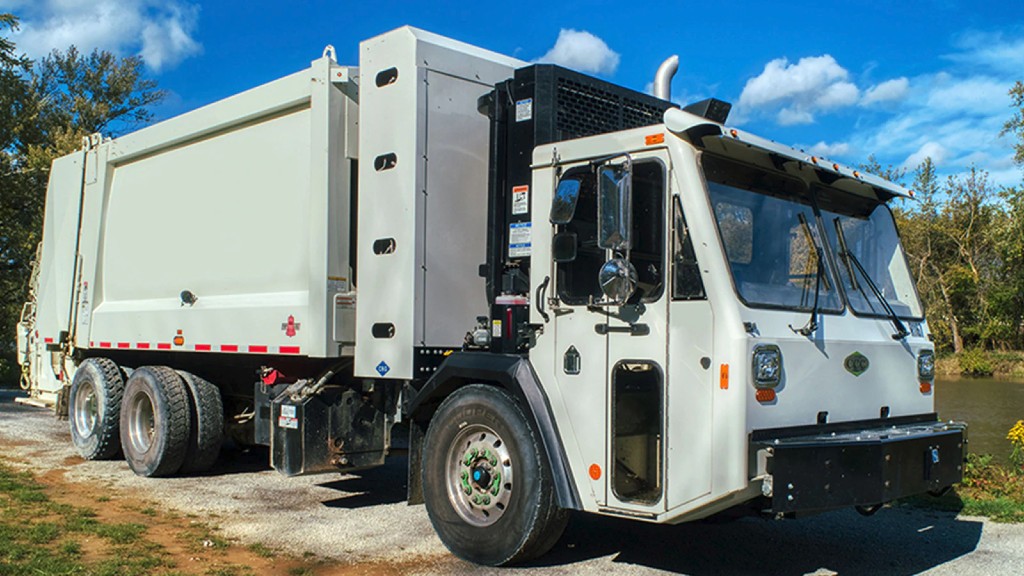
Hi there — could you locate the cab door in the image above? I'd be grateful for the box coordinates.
[543,151,673,512]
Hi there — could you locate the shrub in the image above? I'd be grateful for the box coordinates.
[959,348,995,377]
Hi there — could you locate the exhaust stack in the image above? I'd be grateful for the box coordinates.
[653,55,679,101]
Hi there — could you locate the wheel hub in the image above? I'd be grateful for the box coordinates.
[446,425,513,527]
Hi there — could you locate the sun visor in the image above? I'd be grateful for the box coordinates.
[664,109,914,201]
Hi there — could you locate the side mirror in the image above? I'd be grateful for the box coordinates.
[552,231,578,263]
[597,164,632,250]
[550,178,582,224]
[598,258,638,304]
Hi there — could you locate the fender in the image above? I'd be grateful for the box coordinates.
[404,352,581,510]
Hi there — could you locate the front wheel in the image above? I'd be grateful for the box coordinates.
[422,384,567,566]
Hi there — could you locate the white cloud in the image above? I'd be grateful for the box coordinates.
[738,55,862,125]
[807,141,851,157]
[537,29,619,75]
[862,77,909,105]
[904,141,949,168]
[946,31,1024,75]
[10,0,201,72]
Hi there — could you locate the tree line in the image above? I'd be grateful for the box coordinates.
[1,14,163,384]
[867,84,1024,354]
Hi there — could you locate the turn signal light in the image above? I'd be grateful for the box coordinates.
[756,388,776,403]
[920,381,932,394]
[720,364,729,389]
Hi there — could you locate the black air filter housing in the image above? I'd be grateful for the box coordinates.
[482,65,676,304]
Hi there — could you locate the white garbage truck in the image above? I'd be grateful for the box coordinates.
[16,26,965,566]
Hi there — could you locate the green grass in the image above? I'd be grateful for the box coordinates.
[905,453,1024,522]
[0,460,169,575]
[248,542,276,558]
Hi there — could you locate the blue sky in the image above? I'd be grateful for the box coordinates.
[4,0,1023,187]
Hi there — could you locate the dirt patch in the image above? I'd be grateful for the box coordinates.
[63,454,86,466]
[9,456,446,576]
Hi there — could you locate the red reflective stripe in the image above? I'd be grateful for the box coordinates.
[280,346,301,355]
[157,343,171,350]
[117,342,130,349]
[137,342,150,349]
[249,345,268,353]
[195,344,211,351]
[44,337,54,343]
[220,344,238,352]
[99,342,111,348]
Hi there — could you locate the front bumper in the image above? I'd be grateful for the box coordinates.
[752,414,966,514]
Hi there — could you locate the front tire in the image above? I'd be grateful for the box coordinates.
[69,358,126,460]
[120,366,192,477]
[422,384,567,566]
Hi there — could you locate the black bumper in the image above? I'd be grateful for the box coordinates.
[752,414,967,514]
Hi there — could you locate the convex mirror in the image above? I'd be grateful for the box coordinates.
[598,258,638,304]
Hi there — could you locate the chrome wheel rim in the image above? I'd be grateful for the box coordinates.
[445,424,513,527]
[73,381,98,438]
[127,390,156,454]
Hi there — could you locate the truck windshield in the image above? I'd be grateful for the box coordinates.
[703,154,923,319]
[704,155,842,312]
[815,186,923,319]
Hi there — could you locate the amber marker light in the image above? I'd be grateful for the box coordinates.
[645,133,665,145]
[756,388,777,403]
[920,381,932,394]
[719,364,729,389]
[172,329,185,347]
[729,129,739,138]
[589,464,602,480]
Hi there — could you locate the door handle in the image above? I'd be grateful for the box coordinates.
[595,323,649,336]
[536,276,550,322]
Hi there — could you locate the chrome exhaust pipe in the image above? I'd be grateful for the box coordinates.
[653,55,679,101]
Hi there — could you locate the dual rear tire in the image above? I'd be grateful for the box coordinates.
[68,362,223,477]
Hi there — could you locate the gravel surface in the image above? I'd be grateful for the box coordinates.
[2,388,1023,575]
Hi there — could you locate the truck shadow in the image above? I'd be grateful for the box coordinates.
[317,455,409,509]
[532,506,982,575]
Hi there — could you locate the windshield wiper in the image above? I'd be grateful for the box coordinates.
[790,212,827,337]
[832,217,909,340]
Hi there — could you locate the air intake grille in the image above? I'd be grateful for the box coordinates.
[555,77,668,141]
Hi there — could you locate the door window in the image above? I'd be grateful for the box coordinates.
[671,196,705,300]
[554,161,665,305]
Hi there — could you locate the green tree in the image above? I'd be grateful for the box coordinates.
[1003,81,1024,167]
[0,14,164,386]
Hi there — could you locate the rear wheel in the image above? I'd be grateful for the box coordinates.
[177,371,224,474]
[120,366,191,477]
[69,358,125,460]
[422,384,567,566]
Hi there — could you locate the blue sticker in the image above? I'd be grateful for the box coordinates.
[376,361,390,376]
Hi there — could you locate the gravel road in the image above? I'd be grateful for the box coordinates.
[2,388,1023,575]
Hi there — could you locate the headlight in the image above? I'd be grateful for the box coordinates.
[752,345,782,388]
[918,350,935,381]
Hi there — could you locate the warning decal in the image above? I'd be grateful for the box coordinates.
[512,185,529,215]
[508,222,532,258]
[278,404,299,430]
[515,98,533,122]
